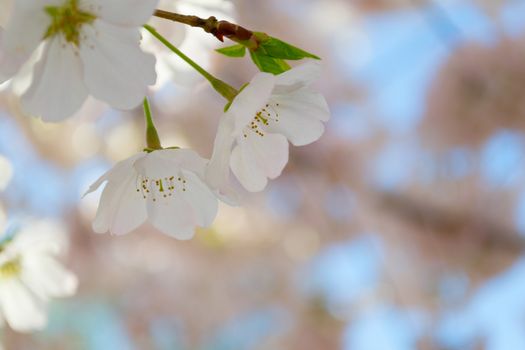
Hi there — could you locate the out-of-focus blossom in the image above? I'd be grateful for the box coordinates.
[476,0,506,19]
[422,38,525,148]
[0,0,158,121]
[207,62,330,192]
[85,149,218,239]
[0,220,77,333]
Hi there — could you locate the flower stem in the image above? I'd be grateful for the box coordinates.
[143,97,162,150]
[143,24,238,102]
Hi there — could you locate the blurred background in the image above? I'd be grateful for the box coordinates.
[1,0,525,349]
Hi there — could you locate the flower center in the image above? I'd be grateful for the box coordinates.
[0,257,21,279]
[44,0,96,45]
[243,102,280,138]
[136,175,188,202]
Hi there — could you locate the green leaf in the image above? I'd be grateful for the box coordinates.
[256,35,320,60]
[224,100,233,112]
[216,44,246,58]
[44,6,59,17]
[249,51,291,75]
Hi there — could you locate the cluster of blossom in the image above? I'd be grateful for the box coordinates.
[0,156,77,333]
[0,220,78,333]
[0,0,329,332]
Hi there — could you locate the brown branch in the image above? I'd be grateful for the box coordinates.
[153,9,260,49]
[376,192,525,254]
[153,10,213,30]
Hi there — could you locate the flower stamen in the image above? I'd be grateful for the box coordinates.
[44,0,96,45]
[0,257,21,278]
[136,174,187,201]
[244,102,280,138]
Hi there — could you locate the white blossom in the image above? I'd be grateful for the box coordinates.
[0,0,159,121]
[0,220,77,333]
[85,149,218,239]
[207,62,330,192]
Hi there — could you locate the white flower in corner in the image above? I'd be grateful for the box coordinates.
[0,220,77,333]
[85,149,218,239]
[207,62,330,192]
[0,0,158,121]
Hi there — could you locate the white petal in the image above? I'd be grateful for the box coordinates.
[230,72,275,135]
[0,278,47,332]
[181,170,218,227]
[2,0,55,56]
[0,27,28,83]
[134,150,180,180]
[267,90,329,146]
[246,133,289,179]
[169,149,208,176]
[20,254,77,299]
[88,155,148,235]
[10,220,68,256]
[273,61,322,94]
[206,113,236,190]
[205,116,242,205]
[80,20,156,110]
[133,149,209,187]
[147,195,196,240]
[84,153,144,197]
[138,149,207,178]
[0,0,13,27]
[281,90,330,123]
[230,144,267,192]
[94,173,147,235]
[230,133,289,192]
[9,43,44,96]
[21,37,88,121]
[92,181,120,234]
[212,185,240,206]
[85,0,159,27]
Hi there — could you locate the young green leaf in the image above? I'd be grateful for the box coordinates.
[249,51,291,75]
[216,44,246,58]
[257,35,320,60]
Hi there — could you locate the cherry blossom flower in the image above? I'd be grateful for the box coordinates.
[0,220,77,332]
[207,62,330,192]
[85,149,218,239]
[0,0,158,121]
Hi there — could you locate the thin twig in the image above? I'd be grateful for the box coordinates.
[153,9,259,49]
